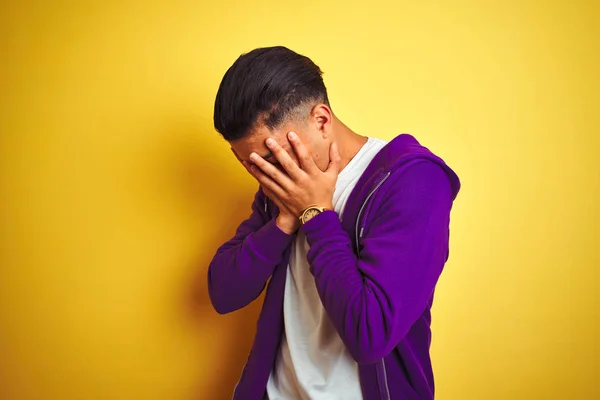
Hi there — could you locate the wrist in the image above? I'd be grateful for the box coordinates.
[299,204,333,225]
[276,215,299,235]
[300,204,333,213]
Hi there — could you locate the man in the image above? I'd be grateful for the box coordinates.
[208,46,460,400]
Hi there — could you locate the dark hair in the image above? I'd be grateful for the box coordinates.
[214,46,330,141]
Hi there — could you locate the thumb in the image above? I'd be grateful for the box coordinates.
[326,141,341,174]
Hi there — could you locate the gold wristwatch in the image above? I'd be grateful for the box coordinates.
[299,206,329,225]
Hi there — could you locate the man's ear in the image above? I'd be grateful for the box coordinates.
[311,104,333,138]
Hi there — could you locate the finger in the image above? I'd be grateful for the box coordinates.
[326,141,341,174]
[287,131,318,173]
[248,163,287,199]
[262,186,289,211]
[265,138,303,180]
[262,185,275,199]
[249,152,294,189]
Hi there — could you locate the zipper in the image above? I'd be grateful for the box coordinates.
[353,171,392,399]
[381,358,391,400]
[354,171,391,256]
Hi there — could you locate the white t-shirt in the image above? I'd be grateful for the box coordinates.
[266,137,388,400]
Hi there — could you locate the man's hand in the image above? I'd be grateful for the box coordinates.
[248,175,301,234]
[265,187,300,235]
[233,147,300,234]
[247,131,341,223]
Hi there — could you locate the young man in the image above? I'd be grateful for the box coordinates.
[208,46,460,400]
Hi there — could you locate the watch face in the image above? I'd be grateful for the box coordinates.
[303,208,322,223]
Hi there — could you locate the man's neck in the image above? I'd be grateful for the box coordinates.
[334,120,369,173]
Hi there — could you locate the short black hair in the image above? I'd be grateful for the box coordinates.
[213,46,330,141]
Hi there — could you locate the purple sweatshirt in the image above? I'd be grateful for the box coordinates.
[208,134,460,399]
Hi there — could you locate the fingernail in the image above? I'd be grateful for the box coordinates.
[250,165,257,172]
[266,138,275,147]
[250,153,258,161]
[288,132,296,139]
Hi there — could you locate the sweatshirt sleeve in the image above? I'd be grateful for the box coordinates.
[302,161,454,364]
[208,188,295,314]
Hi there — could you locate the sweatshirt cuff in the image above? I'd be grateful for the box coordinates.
[248,218,295,262]
[301,210,341,244]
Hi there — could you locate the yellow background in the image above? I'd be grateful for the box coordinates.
[1,1,598,399]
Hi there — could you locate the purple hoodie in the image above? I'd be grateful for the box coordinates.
[208,134,461,399]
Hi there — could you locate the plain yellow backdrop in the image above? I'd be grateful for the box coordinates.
[1,1,598,399]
